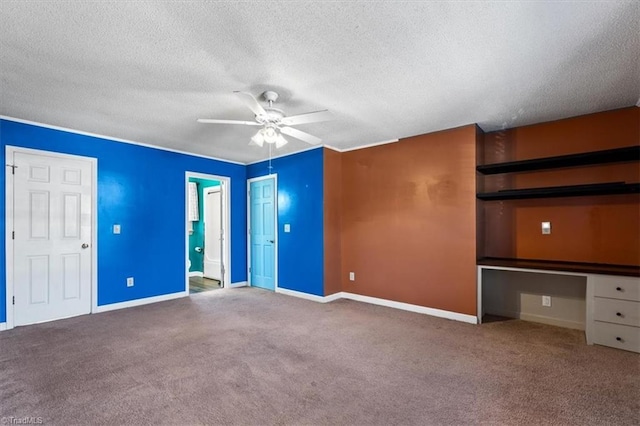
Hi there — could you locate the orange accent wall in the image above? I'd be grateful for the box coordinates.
[340,125,478,315]
[481,107,640,266]
[324,148,343,296]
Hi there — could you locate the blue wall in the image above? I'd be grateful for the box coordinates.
[188,177,219,273]
[247,148,324,296]
[0,119,247,322]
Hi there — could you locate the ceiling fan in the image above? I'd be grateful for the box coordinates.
[197,91,333,148]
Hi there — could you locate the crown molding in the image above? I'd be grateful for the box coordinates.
[1,115,409,165]
[0,115,246,166]
[245,144,323,165]
[325,138,400,153]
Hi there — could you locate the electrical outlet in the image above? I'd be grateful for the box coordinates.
[349,272,355,281]
[113,224,121,234]
[542,295,551,307]
[127,277,134,287]
[284,224,291,233]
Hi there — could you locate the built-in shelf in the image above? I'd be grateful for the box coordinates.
[476,182,640,201]
[476,146,640,175]
[477,257,640,277]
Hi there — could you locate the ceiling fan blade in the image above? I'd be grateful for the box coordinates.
[281,110,334,126]
[280,126,322,145]
[197,118,260,126]
[234,91,267,116]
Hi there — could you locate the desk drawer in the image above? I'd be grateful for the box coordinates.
[593,298,640,327]
[592,275,640,301]
[592,321,640,353]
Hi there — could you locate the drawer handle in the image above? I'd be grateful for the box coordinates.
[616,312,623,317]
[616,287,622,291]
[616,337,623,342]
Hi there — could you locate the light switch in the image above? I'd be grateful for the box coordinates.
[113,224,121,234]
[284,224,291,233]
[541,222,551,235]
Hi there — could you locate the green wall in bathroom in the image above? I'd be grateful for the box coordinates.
[188,177,220,273]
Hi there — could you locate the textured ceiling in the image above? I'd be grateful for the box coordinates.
[1,1,638,164]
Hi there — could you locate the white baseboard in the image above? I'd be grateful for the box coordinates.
[340,292,478,324]
[188,271,203,278]
[275,289,477,324]
[323,292,344,303]
[276,287,330,303]
[0,322,6,331]
[228,281,248,288]
[485,307,585,330]
[93,291,187,314]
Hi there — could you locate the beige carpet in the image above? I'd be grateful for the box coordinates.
[0,287,638,425]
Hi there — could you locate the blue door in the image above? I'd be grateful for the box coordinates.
[249,177,276,290]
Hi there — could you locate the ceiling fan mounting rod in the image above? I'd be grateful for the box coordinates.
[263,90,279,108]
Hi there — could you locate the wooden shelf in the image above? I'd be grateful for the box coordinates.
[478,257,640,277]
[476,182,640,201]
[476,146,640,175]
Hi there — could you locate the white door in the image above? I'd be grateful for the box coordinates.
[12,150,93,326]
[203,185,224,282]
[248,176,276,291]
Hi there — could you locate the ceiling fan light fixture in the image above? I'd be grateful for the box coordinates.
[275,134,288,149]
[263,126,278,144]
[250,130,264,147]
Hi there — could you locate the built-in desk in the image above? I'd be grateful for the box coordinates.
[477,258,640,353]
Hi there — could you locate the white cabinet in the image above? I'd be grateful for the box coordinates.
[587,275,640,353]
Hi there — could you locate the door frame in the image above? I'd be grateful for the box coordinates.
[5,146,98,330]
[247,174,278,291]
[185,172,231,293]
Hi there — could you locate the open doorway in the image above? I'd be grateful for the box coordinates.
[185,172,231,295]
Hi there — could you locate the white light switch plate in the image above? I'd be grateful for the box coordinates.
[113,224,121,234]
[541,222,551,235]
[284,224,291,233]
